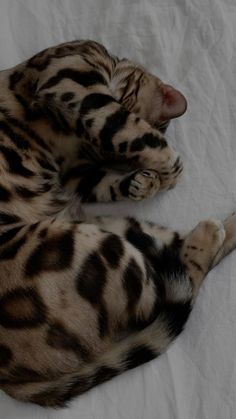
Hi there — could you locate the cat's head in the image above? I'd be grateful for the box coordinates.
[111,59,187,132]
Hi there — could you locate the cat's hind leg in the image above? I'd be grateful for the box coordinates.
[180,219,226,297]
[211,211,236,268]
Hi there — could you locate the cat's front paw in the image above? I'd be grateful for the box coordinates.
[120,169,161,201]
[136,146,183,191]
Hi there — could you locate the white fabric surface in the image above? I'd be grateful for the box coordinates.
[0,0,236,418]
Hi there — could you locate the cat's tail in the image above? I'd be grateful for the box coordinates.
[4,294,192,407]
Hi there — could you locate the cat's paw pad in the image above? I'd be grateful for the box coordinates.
[128,169,161,200]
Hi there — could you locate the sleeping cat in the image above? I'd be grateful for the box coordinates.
[0,40,235,407]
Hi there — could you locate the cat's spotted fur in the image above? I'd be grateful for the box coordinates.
[0,40,235,407]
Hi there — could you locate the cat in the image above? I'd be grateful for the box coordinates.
[0,40,235,407]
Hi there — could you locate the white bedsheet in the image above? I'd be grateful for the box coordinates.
[0,1,236,418]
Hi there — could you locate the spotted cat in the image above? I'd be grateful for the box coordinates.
[0,40,235,407]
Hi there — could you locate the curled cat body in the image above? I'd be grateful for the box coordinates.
[0,40,235,407]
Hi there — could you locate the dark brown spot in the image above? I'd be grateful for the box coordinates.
[110,186,116,201]
[93,366,119,386]
[15,186,39,199]
[10,365,44,383]
[0,226,22,246]
[25,230,74,277]
[0,212,21,225]
[44,93,55,102]
[124,345,156,369]
[76,252,107,305]
[100,108,129,153]
[68,101,78,109]
[46,322,89,360]
[123,258,143,312]
[118,141,128,153]
[189,260,203,272]
[97,304,109,338]
[61,92,75,102]
[0,345,13,367]
[0,144,35,177]
[9,71,24,90]
[39,228,48,238]
[0,235,27,261]
[85,118,94,128]
[0,185,11,202]
[0,287,47,329]
[100,234,124,268]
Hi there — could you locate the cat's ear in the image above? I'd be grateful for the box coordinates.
[159,84,187,120]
